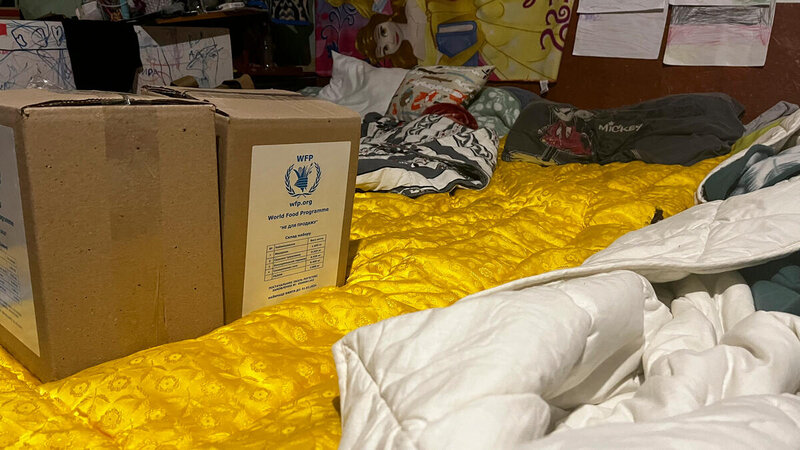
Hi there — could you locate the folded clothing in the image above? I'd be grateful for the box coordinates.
[504,93,745,166]
[704,144,800,200]
[696,108,800,203]
[356,114,498,197]
[744,101,799,136]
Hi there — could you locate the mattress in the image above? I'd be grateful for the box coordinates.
[0,156,722,447]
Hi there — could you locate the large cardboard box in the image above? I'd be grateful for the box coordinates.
[145,87,360,323]
[0,90,224,381]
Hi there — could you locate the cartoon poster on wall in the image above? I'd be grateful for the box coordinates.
[315,0,573,81]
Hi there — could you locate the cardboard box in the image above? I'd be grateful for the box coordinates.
[0,90,224,381]
[145,87,360,323]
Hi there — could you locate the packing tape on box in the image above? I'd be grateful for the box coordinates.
[103,107,167,344]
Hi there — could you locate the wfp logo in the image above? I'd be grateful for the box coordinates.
[285,155,321,197]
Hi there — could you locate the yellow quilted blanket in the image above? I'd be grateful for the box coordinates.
[0,157,721,448]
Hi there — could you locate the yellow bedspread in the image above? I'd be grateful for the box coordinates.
[0,157,721,448]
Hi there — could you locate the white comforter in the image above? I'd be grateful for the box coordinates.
[333,173,800,449]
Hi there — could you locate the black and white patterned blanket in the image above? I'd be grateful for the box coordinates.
[357,115,499,198]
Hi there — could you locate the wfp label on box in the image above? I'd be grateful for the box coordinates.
[0,126,38,355]
[242,141,350,315]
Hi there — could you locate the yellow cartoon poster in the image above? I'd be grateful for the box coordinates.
[315,0,573,80]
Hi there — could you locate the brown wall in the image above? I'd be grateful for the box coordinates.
[495,3,800,122]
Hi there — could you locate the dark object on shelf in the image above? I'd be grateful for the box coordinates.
[217,74,255,89]
[271,22,312,66]
[245,0,269,8]
[62,20,142,93]
[250,72,317,90]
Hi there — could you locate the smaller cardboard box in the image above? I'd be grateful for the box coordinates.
[145,87,360,323]
[0,90,224,381]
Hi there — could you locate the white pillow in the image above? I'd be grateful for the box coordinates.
[317,52,408,118]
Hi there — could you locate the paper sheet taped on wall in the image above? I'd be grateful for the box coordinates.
[134,26,234,90]
[0,20,75,90]
[573,5,668,59]
[664,3,775,66]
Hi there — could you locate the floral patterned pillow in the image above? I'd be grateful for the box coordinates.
[386,65,494,122]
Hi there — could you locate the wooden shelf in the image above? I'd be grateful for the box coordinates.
[0,7,20,19]
[155,7,268,24]
[240,66,310,77]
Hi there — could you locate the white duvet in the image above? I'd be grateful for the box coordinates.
[333,172,800,449]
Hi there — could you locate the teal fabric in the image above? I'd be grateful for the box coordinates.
[730,145,800,196]
[741,253,800,316]
[704,143,800,200]
[773,265,800,291]
[703,144,776,201]
[751,266,800,316]
[741,252,800,284]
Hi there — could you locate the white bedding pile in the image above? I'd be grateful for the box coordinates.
[333,175,800,449]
